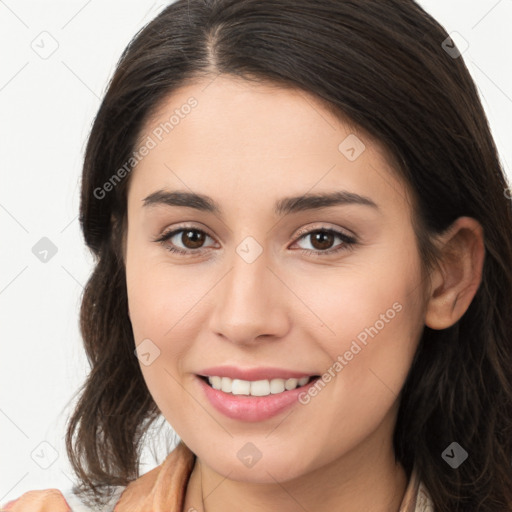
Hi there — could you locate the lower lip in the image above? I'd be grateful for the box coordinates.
[196,376,320,422]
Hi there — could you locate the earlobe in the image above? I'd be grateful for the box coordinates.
[424,217,485,330]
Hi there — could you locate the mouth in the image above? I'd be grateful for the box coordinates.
[197,374,321,397]
[196,373,322,422]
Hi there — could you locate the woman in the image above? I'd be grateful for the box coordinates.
[3,0,512,510]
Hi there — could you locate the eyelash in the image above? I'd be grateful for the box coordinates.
[153,225,357,257]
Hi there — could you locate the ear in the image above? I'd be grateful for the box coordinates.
[424,217,485,330]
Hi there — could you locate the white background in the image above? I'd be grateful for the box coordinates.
[1,0,511,505]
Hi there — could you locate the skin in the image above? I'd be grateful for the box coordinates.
[123,75,485,512]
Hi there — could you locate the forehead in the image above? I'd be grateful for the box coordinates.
[127,75,412,219]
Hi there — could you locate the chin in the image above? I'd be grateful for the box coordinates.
[200,448,310,484]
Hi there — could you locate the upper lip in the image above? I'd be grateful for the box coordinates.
[197,366,318,381]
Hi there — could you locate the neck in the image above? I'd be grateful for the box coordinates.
[183,418,408,512]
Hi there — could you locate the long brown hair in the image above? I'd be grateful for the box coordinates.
[66,1,512,510]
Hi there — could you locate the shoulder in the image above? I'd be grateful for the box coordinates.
[1,442,195,512]
[1,489,72,511]
[0,486,126,512]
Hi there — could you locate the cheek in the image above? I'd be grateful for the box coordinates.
[128,275,215,349]
[310,243,424,383]
[126,236,198,341]
[298,282,424,459]
[125,247,214,412]
[126,258,201,425]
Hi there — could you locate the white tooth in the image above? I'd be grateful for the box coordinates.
[285,378,298,391]
[210,375,310,395]
[221,376,233,393]
[298,377,309,386]
[231,379,250,395]
[209,376,222,390]
[250,379,271,396]
[269,378,286,394]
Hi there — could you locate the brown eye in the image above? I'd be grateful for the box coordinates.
[294,227,357,256]
[309,231,336,250]
[154,227,216,255]
[180,229,206,249]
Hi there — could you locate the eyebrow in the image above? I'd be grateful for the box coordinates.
[142,189,379,216]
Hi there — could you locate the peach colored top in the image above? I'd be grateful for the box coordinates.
[1,441,434,511]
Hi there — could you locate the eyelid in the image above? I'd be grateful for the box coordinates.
[290,226,358,255]
[293,223,356,240]
[153,223,217,246]
[155,223,354,242]
[154,222,358,255]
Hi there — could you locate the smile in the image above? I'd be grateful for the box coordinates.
[196,374,321,422]
[202,375,317,396]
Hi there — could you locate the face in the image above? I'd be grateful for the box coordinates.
[124,75,427,483]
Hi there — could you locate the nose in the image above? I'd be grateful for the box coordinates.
[207,241,290,346]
